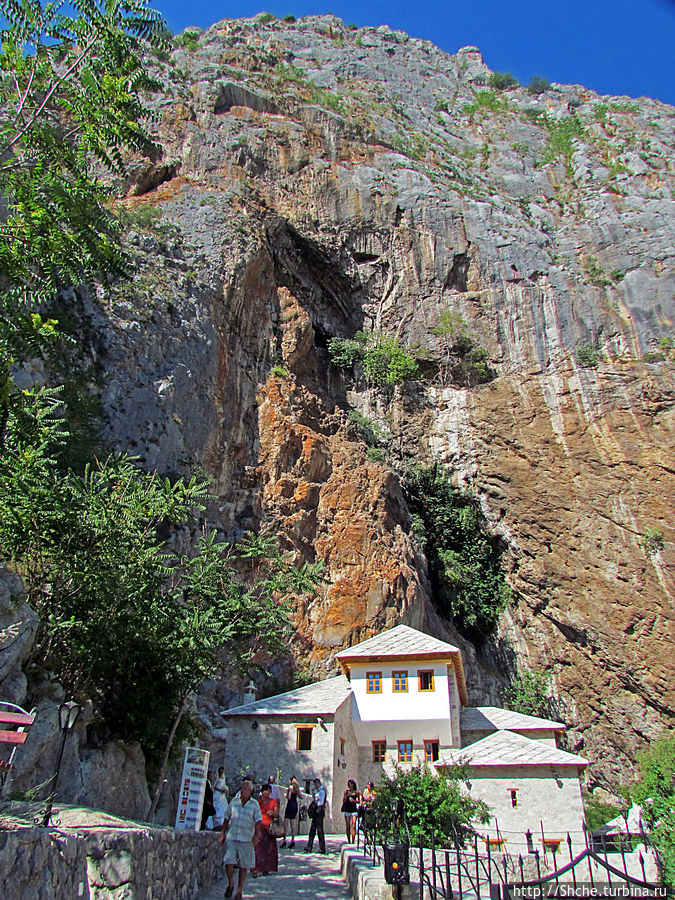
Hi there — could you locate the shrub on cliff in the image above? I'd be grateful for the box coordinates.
[404,464,511,638]
[328,331,420,387]
[488,72,519,91]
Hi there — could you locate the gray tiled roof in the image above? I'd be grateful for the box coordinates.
[222,675,351,717]
[436,729,588,768]
[461,707,565,732]
[336,625,461,660]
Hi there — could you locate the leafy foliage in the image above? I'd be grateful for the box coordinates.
[0,387,320,759]
[629,734,675,887]
[0,0,169,442]
[527,75,551,95]
[582,255,610,287]
[463,90,510,118]
[404,465,511,637]
[541,116,585,166]
[502,670,552,717]
[583,794,623,833]
[328,332,420,387]
[373,762,490,848]
[431,310,493,387]
[576,343,601,368]
[488,72,518,91]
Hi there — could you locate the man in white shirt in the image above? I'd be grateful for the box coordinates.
[268,774,282,803]
[218,779,262,899]
[304,777,327,854]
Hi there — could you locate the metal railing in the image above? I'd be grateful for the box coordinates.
[354,812,663,900]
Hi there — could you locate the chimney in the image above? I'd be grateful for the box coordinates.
[243,680,256,705]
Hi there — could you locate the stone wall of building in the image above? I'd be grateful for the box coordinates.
[224,710,342,830]
[0,822,223,899]
[461,764,585,855]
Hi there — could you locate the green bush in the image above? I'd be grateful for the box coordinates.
[175,29,200,50]
[584,795,623,832]
[576,344,601,368]
[629,733,675,887]
[541,116,585,165]
[283,14,296,23]
[404,465,511,637]
[366,447,387,463]
[373,762,490,848]
[642,528,664,555]
[488,72,518,90]
[271,365,290,378]
[582,255,610,287]
[527,75,551,95]
[347,410,388,446]
[257,12,276,24]
[328,332,420,387]
[503,670,552,717]
[464,90,510,117]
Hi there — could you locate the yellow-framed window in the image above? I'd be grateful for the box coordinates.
[397,740,413,763]
[418,670,435,692]
[366,671,382,693]
[296,727,313,751]
[392,670,408,692]
[372,740,386,763]
[424,739,439,762]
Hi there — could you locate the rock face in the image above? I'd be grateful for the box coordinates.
[83,15,673,786]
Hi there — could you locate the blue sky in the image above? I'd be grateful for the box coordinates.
[156,0,675,106]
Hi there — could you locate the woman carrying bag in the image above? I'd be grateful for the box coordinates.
[252,783,281,876]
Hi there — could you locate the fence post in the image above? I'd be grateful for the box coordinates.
[518,854,524,884]
[419,834,425,900]
[601,833,613,887]
[534,849,541,881]
[431,830,437,897]
[446,850,452,900]
[475,834,481,900]
[567,833,577,889]
[457,842,463,900]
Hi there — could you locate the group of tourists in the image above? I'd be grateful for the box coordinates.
[216,774,327,900]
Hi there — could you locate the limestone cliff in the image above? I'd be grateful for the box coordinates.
[81,15,673,787]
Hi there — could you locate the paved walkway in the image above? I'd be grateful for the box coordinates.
[200,835,353,900]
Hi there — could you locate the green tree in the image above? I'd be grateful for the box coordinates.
[404,464,511,637]
[0,386,322,804]
[373,762,490,847]
[0,0,168,434]
[629,734,675,887]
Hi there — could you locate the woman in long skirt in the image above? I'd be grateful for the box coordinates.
[253,783,279,875]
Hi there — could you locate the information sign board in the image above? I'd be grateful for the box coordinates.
[175,747,210,831]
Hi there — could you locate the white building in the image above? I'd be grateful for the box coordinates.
[221,625,588,839]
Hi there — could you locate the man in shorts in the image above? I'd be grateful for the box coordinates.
[218,779,262,899]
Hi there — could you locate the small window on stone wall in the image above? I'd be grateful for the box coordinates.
[372,740,386,763]
[340,738,346,756]
[510,789,518,808]
[296,727,313,751]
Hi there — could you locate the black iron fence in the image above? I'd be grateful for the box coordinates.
[355,813,664,900]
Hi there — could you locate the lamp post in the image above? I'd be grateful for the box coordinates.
[40,701,82,828]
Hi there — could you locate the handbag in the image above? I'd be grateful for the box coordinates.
[268,818,284,838]
[307,800,317,818]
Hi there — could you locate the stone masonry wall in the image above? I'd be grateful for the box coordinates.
[0,823,224,900]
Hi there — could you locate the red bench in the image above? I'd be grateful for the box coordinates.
[0,709,35,745]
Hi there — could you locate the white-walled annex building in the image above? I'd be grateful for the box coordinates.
[221,624,588,844]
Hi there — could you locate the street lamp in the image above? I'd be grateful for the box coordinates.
[40,701,82,828]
